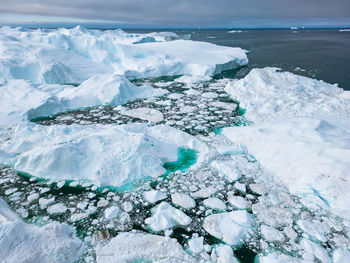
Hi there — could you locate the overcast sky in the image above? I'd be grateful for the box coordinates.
[0,0,349,28]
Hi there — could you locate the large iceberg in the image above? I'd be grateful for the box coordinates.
[0,198,84,263]
[0,123,209,186]
[0,74,164,128]
[0,26,248,83]
[223,68,350,219]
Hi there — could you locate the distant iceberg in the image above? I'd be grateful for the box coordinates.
[0,25,247,83]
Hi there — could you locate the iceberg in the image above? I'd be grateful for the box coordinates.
[0,123,209,186]
[0,26,248,83]
[0,74,163,128]
[0,198,84,263]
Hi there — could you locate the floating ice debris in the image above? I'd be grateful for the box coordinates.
[47,203,67,215]
[0,198,83,263]
[175,75,211,84]
[333,249,350,263]
[300,238,332,262]
[227,193,248,210]
[120,107,164,122]
[203,197,226,211]
[211,160,242,182]
[260,224,285,243]
[188,236,204,254]
[203,210,253,246]
[143,190,167,203]
[104,206,121,220]
[211,245,239,263]
[256,252,303,263]
[145,202,192,232]
[171,192,196,209]
[95,231,196,262]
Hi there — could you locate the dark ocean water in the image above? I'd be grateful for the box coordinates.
[128,29,350,90]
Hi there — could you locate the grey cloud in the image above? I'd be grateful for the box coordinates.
[0,0,349,26]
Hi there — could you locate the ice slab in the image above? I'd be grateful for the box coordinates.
[0,123,209,187]
[145,202,192,232]
[0,198,84,263]
[95,231,196,263]
[203,210,253,246]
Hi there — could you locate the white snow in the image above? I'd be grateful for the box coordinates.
[145,202,192,232]
[95,231,196,263]
[333,249,350,263]
[0,198,84,263]
[0,123,209,187]
[223,68,350,220]
[171,192,196,209]
[143,190,167,203]
[203,210,253,246]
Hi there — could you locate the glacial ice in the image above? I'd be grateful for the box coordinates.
[0,198,84,263]
[0,123,209,186]
[0,26,248,83]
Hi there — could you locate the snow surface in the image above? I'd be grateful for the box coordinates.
[0,26,247,83]
[223,68,350,219]
[0,123,209,186]
[0,198,84,263]
[95,231,196,263]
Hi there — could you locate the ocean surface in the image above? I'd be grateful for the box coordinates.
[128,29,350,90]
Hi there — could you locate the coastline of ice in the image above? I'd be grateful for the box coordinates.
[0,198,84,263]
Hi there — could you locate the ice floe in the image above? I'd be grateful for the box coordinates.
[0,198,84,263]
[145,202,192,231]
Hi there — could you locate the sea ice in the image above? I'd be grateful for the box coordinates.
[144,202,192,232]
[203,210,253,246]
[143,190,167,203]
[0,198,84,263]
[171,192,196,209]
